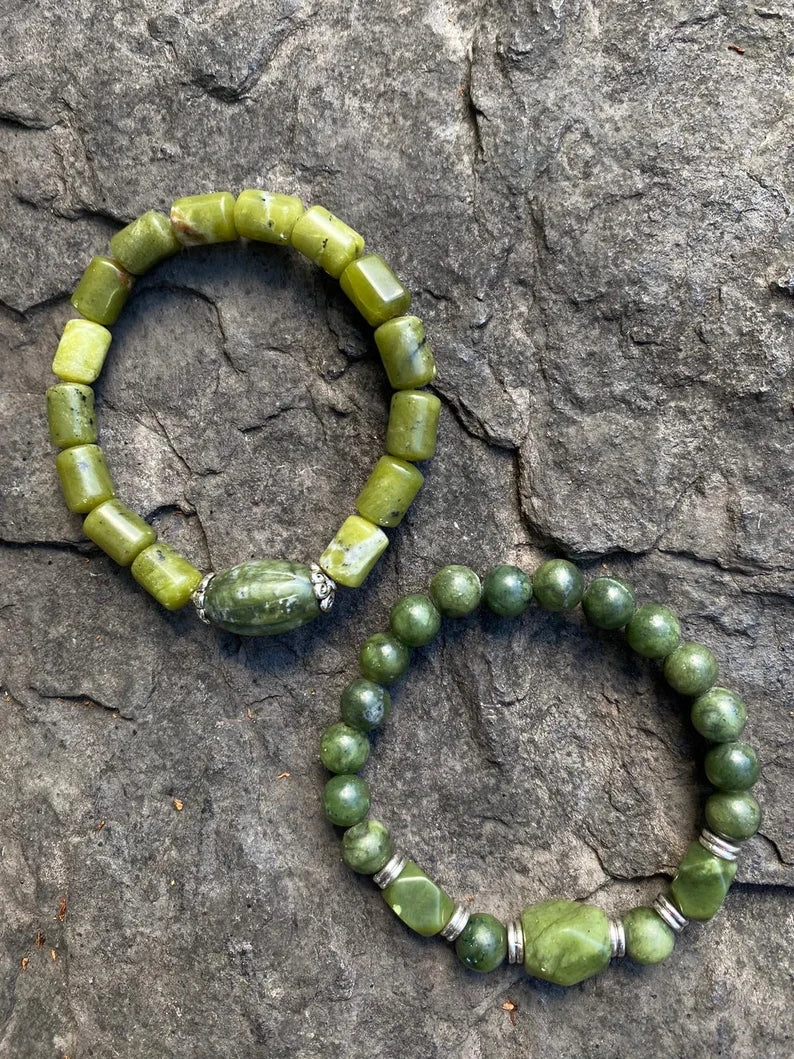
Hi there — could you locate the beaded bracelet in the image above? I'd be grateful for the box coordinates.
[46,191,441,635]
[320,561,762,985]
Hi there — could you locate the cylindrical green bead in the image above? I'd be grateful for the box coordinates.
[359,633,410,684]
[670,840,737,921]
[319,515,388,589]
[705,791,762,841]
[51,318,112,384]
[323,774,370,827]
[389,593,441,648]
[704,741,760,792]
[290,205,364,278]
[626,603,681,659]
[429,565,482,617]
[342,819,392,874]
[71,256,135,326]
[664,642,718,697]
[340,679,392,731]
[109,210,182,275]
[320,722,370,774]
[340,253,411,327]
[355,455,424,528]
[385,391,441,462]
[374,315,437,390]
[532,559,585,612]
[55,444,115,513]
[233,189,304,245]
[455,914,507,973]
[46,383,97,448]
[170,192,237,246]
[623,907,675,965]
[130,542,203,611]
[691,687,747,743]
[83,499,157,566]
[381,861,456,937]
[202,560,319,635]
[482,564,533,618]
[582,576,636,630]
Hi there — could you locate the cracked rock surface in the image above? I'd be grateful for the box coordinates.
[1,2,792,1057]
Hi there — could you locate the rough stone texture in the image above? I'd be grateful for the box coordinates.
[1,2,792,1057]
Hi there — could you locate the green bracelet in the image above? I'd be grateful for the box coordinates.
[47,191,441,634]
[320,561,762,985]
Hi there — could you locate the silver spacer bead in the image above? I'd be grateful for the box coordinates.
[373,853,408,890]
[310,563,336,612]
[609,918,626,959]
[699,827,740,862]
[507,918,524,965]
[653,894,688,933]
[191,572,215,624]
[440,904,471,942]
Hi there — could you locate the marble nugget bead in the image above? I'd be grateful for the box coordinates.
[290,205,364,278]
[109,210,182,275]
[320,722,370,774]
[71,257,134,326]
[52,319,112,384]
[532,559,585,612]
[520,899,611,986]
[704,791,762,841]
[170,192,238,246]
[342,819,393,874]
[359,633,410,685]
[375,315,437,390]
[233,189,304,245]
[130,542,203,610]
[323,774,370,827]
[482,564,533,618]
[622,907,675,965]
[55,443,115,513]
[46,383,97,448]
[356,455,424,528]
[663,642,718,697]
[385,390,441,462]
[340,253,412,328]
[670,840,737,921]
[582,576,636,629]
[454,914,507,973]
[691,687,747,743]
[319,514,388,589]
[704,740,760,792]
[389,593,441,648]
[339,678,392,731]
[429,564,482,617]
[381,860,456,937]
[83,499,157,566]
[626,603,682,659]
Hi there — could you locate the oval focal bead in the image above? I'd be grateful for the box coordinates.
[203,559,320,635]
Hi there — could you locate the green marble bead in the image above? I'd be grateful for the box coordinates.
[375,315,437,390]
[670,840,737,921]
[130,542,203,611]
[691,687,747,742]
[664,642,718,697]
[290,205,364,278]
[482,564,533,618]
[429,565,482,618]
[705,791,762,841]
[389,593,441,648]
[323,774,370,827]
[342,819,392,874]
[381,861,455,938]
[202,559,319,635]
[623,907,675,965]
[170,192,237,246]
[340,253,412,327]
[340,678,392,731]
[626,603,681,659]
[319,515,388,589]
[582,576,636,630]
[532,559,585,612]
[704,740,760,792]
[356,455,424,528]
[521,899,611,986]
[385,390,441,462]
[55,443,115,513]
[455,913,507,973]
[109,210,181,274]
[359,633,410,684]
[52,318,112,384]
[83,499,157,566]
[71,256,135,326]
[46,383,97,448]
[320,722,370,774]
[233,189,304,244]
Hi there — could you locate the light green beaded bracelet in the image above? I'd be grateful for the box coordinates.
[48,190,441,631]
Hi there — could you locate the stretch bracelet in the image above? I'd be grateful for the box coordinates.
[319,560,762,986]
[46,191,441,634]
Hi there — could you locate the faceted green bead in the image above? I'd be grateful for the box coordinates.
[381,861,455,937]
[319,515,388,589]
[375,315,437,390]
[55,444,115,513]
[290,205,364,278]
[52,318,112,384]
[320,722,370,774]
[626,603,681,659]
[323,774,370,827]
[356,455,423,528]
[170,192,237,245]
[532,559,585,612]
[521,899,611,986]
[46,383,97,448]
[455,913,507,973]
[482,564,533,618]
[389,593,441,648]
[71,256,135,326]
[340,679,391,731]
[623,907,675,965]
[359,633,410,684]
[342,819,392,874]
[691,687,747,743]
[582,576,636,630]
[664,642,718,697]
[704,740,760,792]
[670,840,737,921]
[705,791,762,841]
[109,210,181,275]
[429,565,482,618]
[83,499,156,566]
[202,559,319,635]
[385,390,441,462]
[233,189,304,245]
[130,542,203,611]
[340,253,411,327]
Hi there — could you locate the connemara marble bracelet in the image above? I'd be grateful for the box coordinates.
[47,191,441,635]
[320,561,762,985]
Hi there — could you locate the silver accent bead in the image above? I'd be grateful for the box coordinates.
[699,827,740,862]
[191,572,215,624]
[507,918,524,965]
[609,918,626,959]
[310,562,336,612]
[440,904,471,942]
[373,853,408,890]
[653,894,688,933]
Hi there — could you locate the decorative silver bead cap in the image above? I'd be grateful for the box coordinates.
[653,894,688,933]
[310,563,336,612]
[609,918,626,959]
[699,828,740,862]
[507,919,524,965]
[191,572,215,625]
[440,904,470,942]
[373,853,408,890]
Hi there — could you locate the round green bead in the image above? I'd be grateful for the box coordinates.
[320,723,370,774]
[664,642,718,697]
[359,633,411,684]
[454,913,507,973]
[342,819,393,874]
[429,565,482,617]
[691,687,747,743]
[340,678,391,732]
[704,741,760,792]
[532,559,585,612]
[323,775,370,827]
[582,576,636,629]
[482,564,533,618]
[625,603,681,659]
[623,907,675,965]
[389,593,442,647]
[705,791,762,841]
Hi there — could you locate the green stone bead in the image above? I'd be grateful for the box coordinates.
[626,603,682,659]
[381,861,456,937]
[202,559,319,635]
[385,390,441,462]
[339,679,391,731]
[455,913,507,973]
[290,205,364,278]
[532,559,585,612]
[356,455,424,528]
[482,564,533,618]
[670,840,737,921]
[170,192,237,246]
[46,383,97,448]
[342,819,392,874]
[71,256,135,326]
[521,899,611,986]
[429,565,482,618]
[52,318,112,384]
[359,633,410,685]
[374,315,437,390]
[320,722,370,774]
[582,576,636,630]
[389,593,441,648]
[319,515,388,589]
[340,253,412,327]
[322,774,370,827]
[55,443,115,513]
[704,740,760,792]
[233,189,304,245]
[623,907,675,965]
[83,499,157,566]
[691,687,747,742]
[130,542,203,611]
[705,791,762,841]
[109,210,181,275]
[664,642,718,697]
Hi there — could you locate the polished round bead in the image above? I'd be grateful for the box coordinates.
[320,723,370,774]
[582,576,636,629]
[342,819,393,874]
[532,559,585,612]
[454,913,507,973]
[323,775,370,827]
[482,564,533,618]
[691,687,747,743]
[705,791,762,841]
[389,593,441,647]
[340,678,392,731]
[623,907,675,965]
[704,740,760,792]
[664,642,718,697]
[359,633,411,684]
[429,565,482,617]
[626,603,681,659]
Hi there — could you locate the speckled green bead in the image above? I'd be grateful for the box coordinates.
[521,899,611,986]
[375,315,437,390]
[429,565,482,618]
[290,205,364,278]
[71,256,135,326]
[664,642,718,697]
[55,444,115,513]
[340,253,411,327]
[532,559,585,612]
[455,914,507,973]
[691,687,747,743]
[170,192,237,246]
[320,722,370,774]
[482,564,533,617]
[203,560,319,635]
[359,633,410,685]
[109,210,181,275]
[319,515,388,589]
[340,679,392,732]
[704,741,760,792]
[83,499,156,566]
[389,593,441,648]
[381,861,455,937]
[385,391,441,462]
[582,576,636,630]
[46,384,97,448]
[670,840,737,921]
[342,819,392,874]
[323,774,370,827]
[130,542,202,611]
[623,907,675,965]
[355,455,423,528]
[705,791,762,841]
[233,189,304,244]
[52,319,112,384]
[626,603,681,659]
